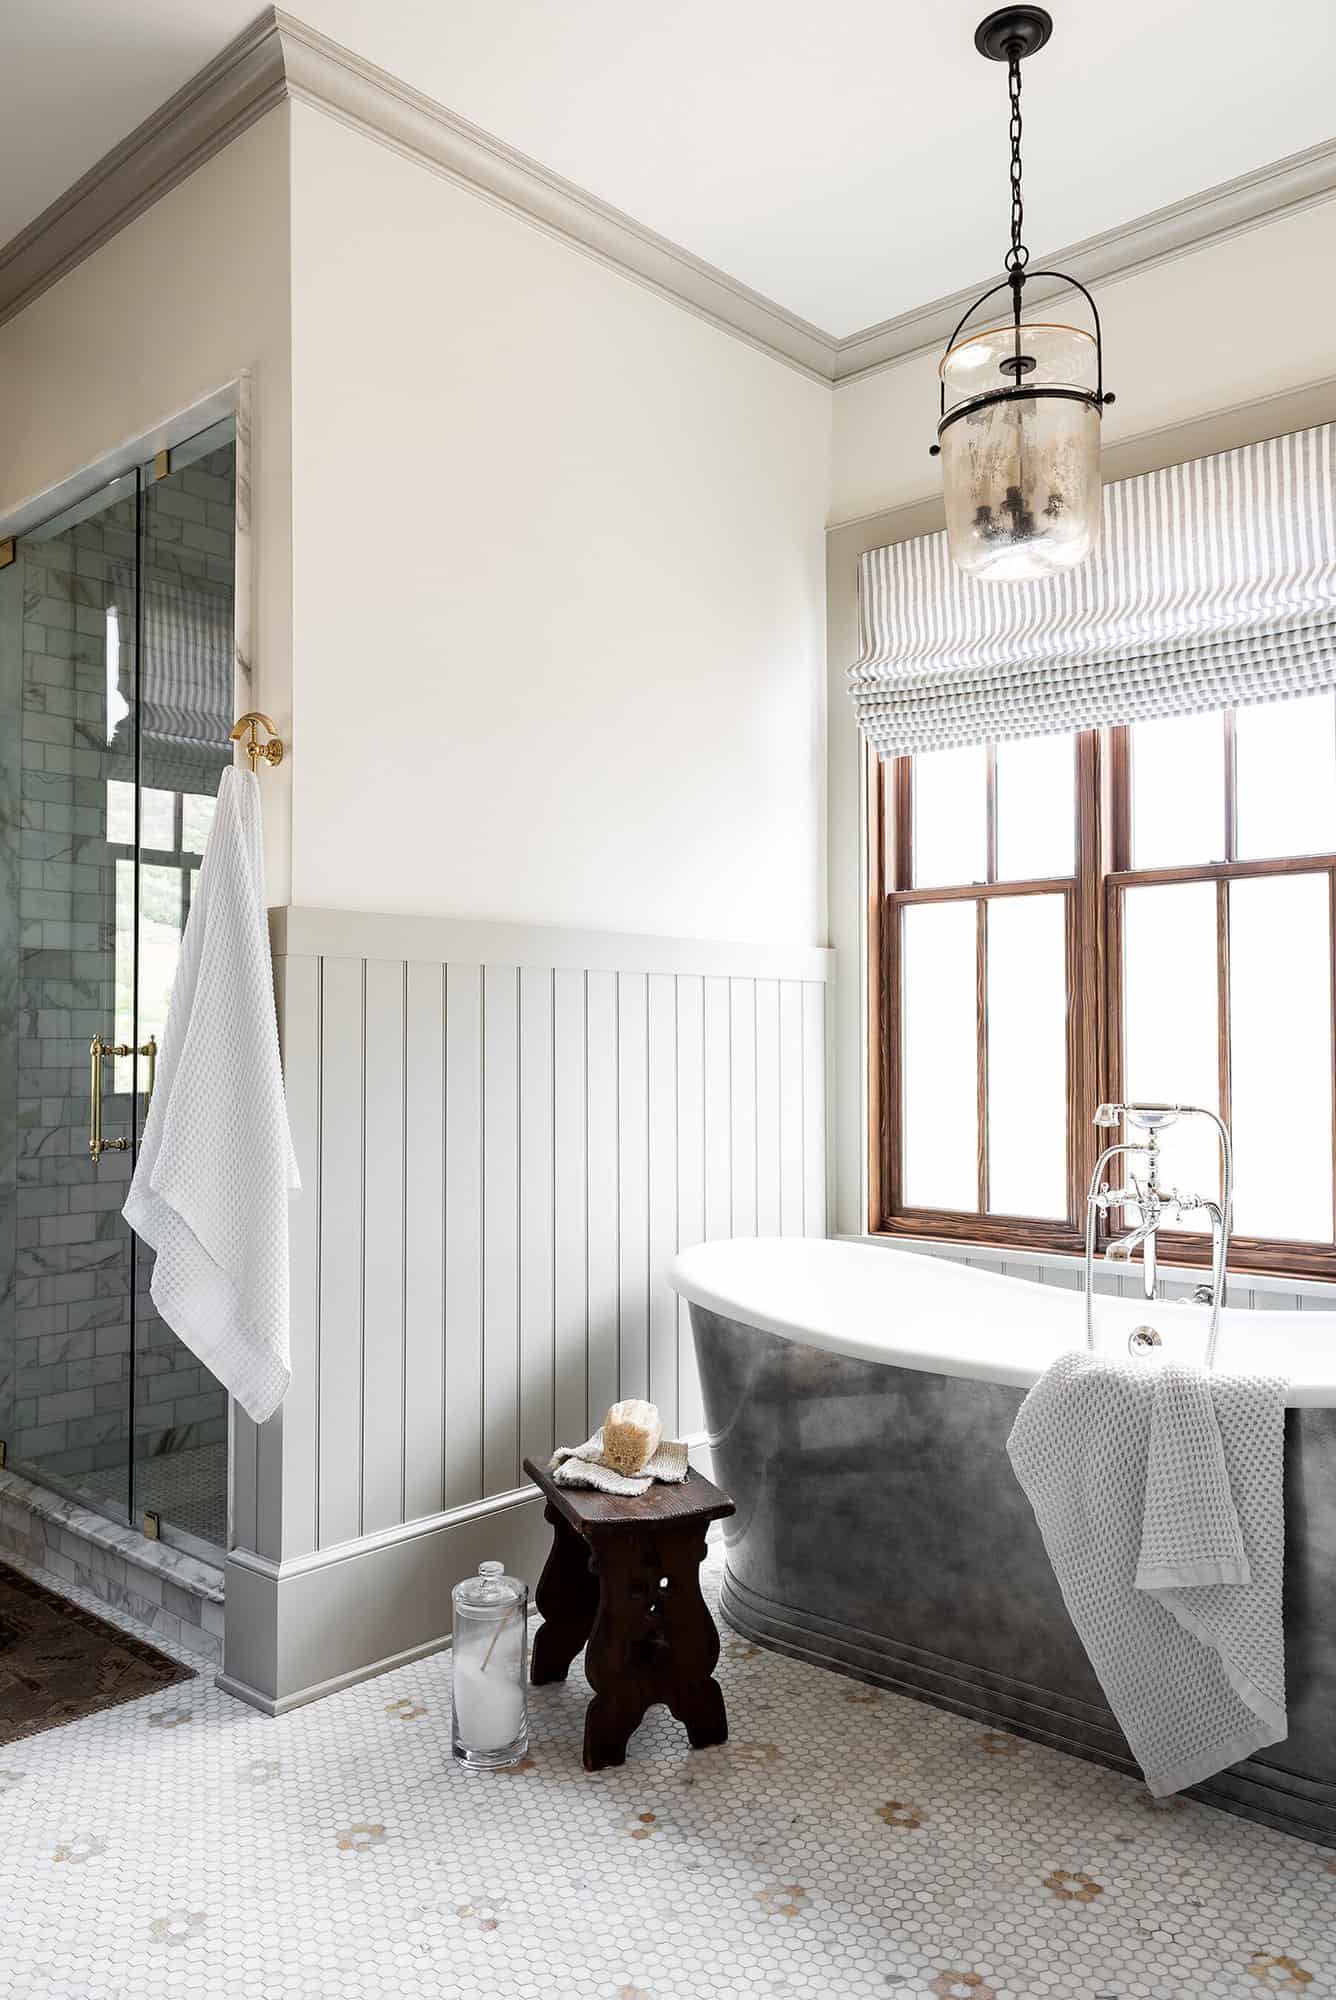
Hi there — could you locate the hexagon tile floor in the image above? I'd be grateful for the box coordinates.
[2,1542,1334,2000]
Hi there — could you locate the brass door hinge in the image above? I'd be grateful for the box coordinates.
[143,1510,161,1540]
[151,448,171,482]
[0,538,14,569]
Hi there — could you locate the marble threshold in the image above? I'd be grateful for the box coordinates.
[0,1466,224,1669]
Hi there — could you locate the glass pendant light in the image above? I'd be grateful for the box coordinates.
[931,7,1115,582]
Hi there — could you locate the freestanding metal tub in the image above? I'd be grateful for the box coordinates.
[669,1236,1336,1845]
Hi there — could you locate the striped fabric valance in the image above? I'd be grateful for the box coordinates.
[850,422,1336,758]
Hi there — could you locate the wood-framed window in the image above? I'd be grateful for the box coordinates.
[867,692,1336,1281]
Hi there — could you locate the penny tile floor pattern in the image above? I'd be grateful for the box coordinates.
[2,1541,1334,2000]
[82,1441,229,1550]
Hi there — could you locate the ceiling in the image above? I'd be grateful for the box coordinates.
[6,0,1335,338]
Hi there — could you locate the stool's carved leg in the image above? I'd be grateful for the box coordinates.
[530,1504,598,1685]
[580,1524,729,1767]
[668,1672,729,1750]
[582,1536,655,1770]
[583,1691,650,1771]
[658,1526,729,1750]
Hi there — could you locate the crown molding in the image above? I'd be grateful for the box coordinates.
[1,6,1334,391]
[0,3,836,381]
[832,135,1336,383]
[0,11,286,330]
[273,11,837,382]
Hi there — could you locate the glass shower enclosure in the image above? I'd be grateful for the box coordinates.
[0,420,237,1558]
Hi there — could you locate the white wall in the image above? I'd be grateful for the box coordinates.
[0,110,295,898]
[219,103,834,1707]
[826,196,1336,1237]
[287,101,830,947]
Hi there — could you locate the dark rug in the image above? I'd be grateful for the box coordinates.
[0,1560,193,1744]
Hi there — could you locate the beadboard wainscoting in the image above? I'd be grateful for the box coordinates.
[221,907,832,1712]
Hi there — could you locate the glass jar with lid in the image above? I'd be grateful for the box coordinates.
[451,1560,529,1770]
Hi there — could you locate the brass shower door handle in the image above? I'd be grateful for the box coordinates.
[141,1033,157,1106]
[89,1033,158,1162]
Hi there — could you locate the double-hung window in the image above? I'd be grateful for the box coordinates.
[868,690,1336,1279]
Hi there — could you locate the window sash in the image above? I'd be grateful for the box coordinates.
[868,725,1336,1281]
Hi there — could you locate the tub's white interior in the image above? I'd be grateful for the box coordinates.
[669,1235,1336,1407]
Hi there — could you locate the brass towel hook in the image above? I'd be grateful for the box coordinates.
[230,711,284,772]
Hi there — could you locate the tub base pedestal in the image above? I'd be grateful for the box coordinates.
[719,1561,1336,1845]
[689,1303,1336,1849]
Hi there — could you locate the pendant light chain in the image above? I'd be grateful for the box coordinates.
[1004,50,1028,275]
[928,8,1112,576]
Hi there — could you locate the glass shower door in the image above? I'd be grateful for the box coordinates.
[129,430,235,1554]
[0,467,145,1520]
[1,420,236,1557]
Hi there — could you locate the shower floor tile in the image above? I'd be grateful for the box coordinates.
[81,1440,228,1549]
[2,1545,1333,2000]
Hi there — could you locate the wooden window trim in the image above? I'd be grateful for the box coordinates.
[868,723,1336,1285]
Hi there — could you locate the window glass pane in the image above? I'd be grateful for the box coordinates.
[995,733,1075,881]
[141,787,176,850]
[1121,881,1219,1233]
[114,861,185,1091]
[986,894,1068,1218]
[106,778,134,846]
[138,863,186,1049]
[104,604,130,746]
[1229,873,1332,1240]
[1131,712,1226,869]
[114,858,135,1087]
[1235,692,1336,860]
[902,901,978,1210]
[182,792,217,857]
[913,744,988,889]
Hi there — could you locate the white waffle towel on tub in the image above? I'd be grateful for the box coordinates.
[124,768,299,1425]
[1007,1349,1287,1797]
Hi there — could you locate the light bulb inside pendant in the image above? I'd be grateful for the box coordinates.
[930,8,1114,582]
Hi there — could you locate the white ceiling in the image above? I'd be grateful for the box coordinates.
[6,0,1336,338]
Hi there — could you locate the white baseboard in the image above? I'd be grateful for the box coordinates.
[217,1631,453,1716]
[220,1438,720,1712]
[221,1485,550,1711]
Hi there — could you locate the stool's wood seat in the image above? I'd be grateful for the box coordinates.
[522,1456,735,1771]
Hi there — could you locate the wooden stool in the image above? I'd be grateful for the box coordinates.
[522,1455,735,1771]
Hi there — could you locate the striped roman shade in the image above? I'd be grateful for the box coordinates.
[850,423,1336,758]
[113,567,234,753]
[143,575,233,751]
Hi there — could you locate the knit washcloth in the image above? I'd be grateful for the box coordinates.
[550,1431,690,1497]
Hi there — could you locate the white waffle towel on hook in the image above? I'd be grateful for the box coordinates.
[1007,1349,1288,1797]
[124,768,299,1425]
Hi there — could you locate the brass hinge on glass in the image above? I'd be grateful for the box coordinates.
[89,1033,157,1161]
